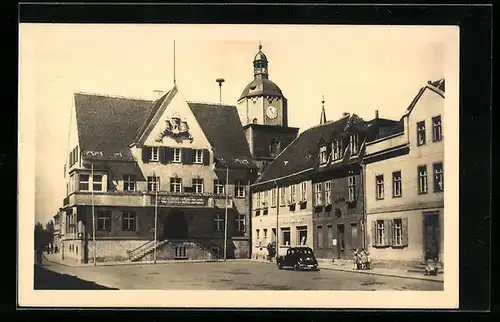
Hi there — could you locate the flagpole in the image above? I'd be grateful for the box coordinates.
[223,164,229,261]
[275,181,279,262]
[91,164,96,266]
[154,172,158,264]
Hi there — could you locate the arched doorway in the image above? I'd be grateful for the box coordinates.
[162,208,189,239]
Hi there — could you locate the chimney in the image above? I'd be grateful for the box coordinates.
[375,110,379,119]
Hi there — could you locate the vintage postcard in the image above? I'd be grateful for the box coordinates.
[18,23,459,308]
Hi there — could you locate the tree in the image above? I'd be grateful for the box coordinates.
[34,222,46,251]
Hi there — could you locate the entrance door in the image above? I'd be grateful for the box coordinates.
[162,208,189,240]
[337,224,345,259]
[423,213,440,260]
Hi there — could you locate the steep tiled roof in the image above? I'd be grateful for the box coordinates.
[188,102,257,169]
[74,93,153,162]
[255,116,350,184]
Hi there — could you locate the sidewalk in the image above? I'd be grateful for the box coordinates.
[253,258,443,283]
[42,252,229,268]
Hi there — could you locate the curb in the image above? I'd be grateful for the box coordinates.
[317,265,444,283]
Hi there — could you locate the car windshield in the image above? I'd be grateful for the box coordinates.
[296,248,313,255]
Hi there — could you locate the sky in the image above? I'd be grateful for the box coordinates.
[19,24,455,224]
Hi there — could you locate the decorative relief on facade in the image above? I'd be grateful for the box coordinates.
[156,114,193,143]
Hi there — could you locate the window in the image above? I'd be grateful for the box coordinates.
[279,187,286,206]
[214,180,225,195]
[123,175,136,192]
[418,165,428,194]
[235,181,246,198]
[97,211,111,232]
[417,121,426,145]
[69,173,75,192]
[319,145,328,164]
[262,190,269,208]
[289,185,296,204]
[349,134,358,154]
[92,175,103,191]
[281,227,291,246]
[234,215,245,232]
[324,181,332,205]
[297,226,307,245]
[78,174,90,191]
[376,175,384,200]
[393,218,403,246]
[255,192,261,209]
[149,147,159,161]
[256,229,261,245]
[300,182,307,202]
[213,214,224,231]
[433,162,444,192]
[172,148,182,163]
[193,178,204,194]
[271,188,277,207]
[432,115,442,142]
[376,220,385,245]
[392,171,402,197]
[332,139,342,160]
[351,223,359,249]
[122,211,136,231]
[314,183,323,206]
[317,225,324,248]
[348,176,356,202]
[269,138,281,157]
[147,176,160,192]
[170,177,182,193]
[263,229,268,243]
[194,149,203,164]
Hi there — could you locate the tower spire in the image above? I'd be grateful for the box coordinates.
[320,95,327,125]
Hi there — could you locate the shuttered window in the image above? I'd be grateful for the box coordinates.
[371,217,408,248]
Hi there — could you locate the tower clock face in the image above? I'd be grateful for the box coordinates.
[266,106,278,119]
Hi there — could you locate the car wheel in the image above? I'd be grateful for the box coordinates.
[294,263,300,271]
[277,262,283,269]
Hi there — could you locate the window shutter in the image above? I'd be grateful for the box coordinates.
[142,147,150,163]
[402,216,409,247]
[383,220,391,246]
[166,147,174,163]
[203,149,210,165]
[387,219,394,246]
[158,147,166,164]
[183,148,193,164]
[371,221,377,247]
[135,213,139,232]
[107,211,112,232]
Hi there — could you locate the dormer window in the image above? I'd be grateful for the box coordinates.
[349,134,358,155]
[332,139,343,161]
[319,145,328,165]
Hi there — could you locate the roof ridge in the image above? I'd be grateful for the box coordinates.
[74,91,153,101]
[187,100,236,108]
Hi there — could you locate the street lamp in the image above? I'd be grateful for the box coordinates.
[224,162,229,261]
[91,163,96,266]
[153,171,158,264]
[216,78,225,104]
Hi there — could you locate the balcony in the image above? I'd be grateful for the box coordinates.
[365,132,408,156]
[63,191,233,208]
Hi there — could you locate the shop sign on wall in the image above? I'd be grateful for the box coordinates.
[280,217,305,225]
[152,195,205,206]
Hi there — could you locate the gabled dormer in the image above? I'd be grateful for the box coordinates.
[317,136,330,166]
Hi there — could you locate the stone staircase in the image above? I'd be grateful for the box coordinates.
[128,239,169,262]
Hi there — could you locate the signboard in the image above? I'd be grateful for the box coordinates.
[281,217,305,225]
[153,195,205,206]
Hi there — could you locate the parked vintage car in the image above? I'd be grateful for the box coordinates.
[277,246,319,270]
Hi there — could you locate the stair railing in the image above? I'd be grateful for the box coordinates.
[127,239,155,261]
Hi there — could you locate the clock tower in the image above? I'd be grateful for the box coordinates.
[237,43,299,175]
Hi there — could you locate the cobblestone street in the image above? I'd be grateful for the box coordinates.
[36,259,443,291]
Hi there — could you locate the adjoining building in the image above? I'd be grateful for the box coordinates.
[310,109,399,260]
[364,79,445,268]
[59,84,258,263]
